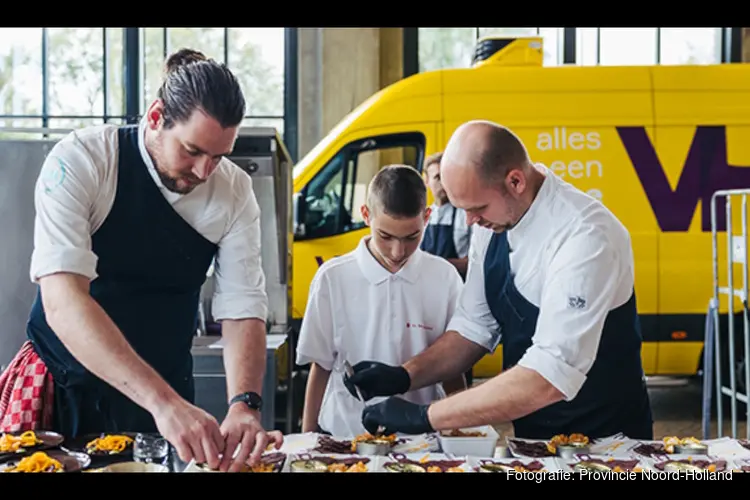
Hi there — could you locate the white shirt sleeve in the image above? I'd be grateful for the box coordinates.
[446,228,502,351]
[30,135,102,283]
[210,176,269,322]
[517,229,624,401]
[445,265,463,323]
[295,268,336,371]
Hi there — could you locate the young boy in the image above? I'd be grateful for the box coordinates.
[296,164,466,437]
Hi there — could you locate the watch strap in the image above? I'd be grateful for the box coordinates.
[229,391,263,411]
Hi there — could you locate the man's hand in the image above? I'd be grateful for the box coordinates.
[344,361,411,401]
[218,404,284,472]
[361,397,434,436]
[152,399,225,470]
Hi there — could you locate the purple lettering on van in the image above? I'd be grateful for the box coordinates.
[617,125,750,232]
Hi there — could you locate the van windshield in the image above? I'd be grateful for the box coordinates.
[293,92,382,180]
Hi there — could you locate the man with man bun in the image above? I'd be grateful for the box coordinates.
[0,48,280,471]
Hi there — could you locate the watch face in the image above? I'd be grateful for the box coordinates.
[238,392,262,409]
[231,392,262,410]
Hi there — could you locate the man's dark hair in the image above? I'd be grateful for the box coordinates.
[158,48,245,129]
[367,164,427,218]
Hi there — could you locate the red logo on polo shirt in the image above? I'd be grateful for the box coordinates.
[406,322,433,331]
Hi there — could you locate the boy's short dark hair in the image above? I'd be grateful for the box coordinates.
[367,164,427,218]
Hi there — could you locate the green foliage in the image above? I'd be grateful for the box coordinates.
[0,28,284,137]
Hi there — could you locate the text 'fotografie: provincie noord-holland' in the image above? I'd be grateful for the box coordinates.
[505,469,734,481]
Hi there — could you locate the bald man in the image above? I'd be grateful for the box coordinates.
[344,120,654,441]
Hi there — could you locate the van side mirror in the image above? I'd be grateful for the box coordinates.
[293,191,306,238]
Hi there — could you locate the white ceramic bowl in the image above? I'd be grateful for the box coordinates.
[104,461,169,473]
[437,426,499,457]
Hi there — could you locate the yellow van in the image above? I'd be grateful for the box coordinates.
[290,35,750,384]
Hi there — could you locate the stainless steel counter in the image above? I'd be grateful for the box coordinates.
[191,331,288,432]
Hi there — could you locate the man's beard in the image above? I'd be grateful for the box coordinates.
[149,139,202,194]
[155,165,197,194]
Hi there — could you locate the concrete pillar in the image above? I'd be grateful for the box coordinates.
[297,28,323,162]
[297,28,404,159]
[320,28,381,139]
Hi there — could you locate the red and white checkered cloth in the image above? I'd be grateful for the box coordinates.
[0,341,54,433]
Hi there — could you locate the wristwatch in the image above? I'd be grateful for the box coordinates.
[229,391,263,411]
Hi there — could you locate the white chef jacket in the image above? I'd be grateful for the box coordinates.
[425,202,472,258]
[296,236,464,437]
[30,118,268,322]
[447,163,636,402]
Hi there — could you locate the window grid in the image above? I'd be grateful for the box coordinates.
[417,27,729,71]
[0,27,286,132]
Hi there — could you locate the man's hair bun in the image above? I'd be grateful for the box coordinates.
[165,48,208,73]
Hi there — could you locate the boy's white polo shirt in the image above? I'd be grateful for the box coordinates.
[296,236,464,437]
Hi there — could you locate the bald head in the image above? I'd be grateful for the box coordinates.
[442,120,531,186]
[438,121,543,233]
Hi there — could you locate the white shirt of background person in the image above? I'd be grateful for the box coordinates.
[425,203,472,258]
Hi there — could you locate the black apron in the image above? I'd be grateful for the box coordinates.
[482,231,653,440]
[420,205,459,260]
[26,125,218,438]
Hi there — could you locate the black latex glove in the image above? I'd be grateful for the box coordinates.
[343,361,411,401]
[361,397,434,436]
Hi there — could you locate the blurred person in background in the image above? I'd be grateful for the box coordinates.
[420,151,474,387]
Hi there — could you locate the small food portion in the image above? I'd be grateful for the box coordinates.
[547,433,590,454]
[85,434,134,455]
[509,434,590,457]
[440,429,488,438]
[569,458,644,473]
[196,452,287,473]
[0,430,43,454]
[244,452,286,473]
[352,432,398,449]
[632,442,666,456]
[313,435,356,454]
[632,436,705,456]
[508,439,556,457]
[352,432,398,455]
[437,426,498,458]
[314,433,401,455]
[664,436,707,454]
[2,451,64,473]
[289,455,369,472]
[384,453,465,473]
[476,459,547,473]
[653,458,727,473]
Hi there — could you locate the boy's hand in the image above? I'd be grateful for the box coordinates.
[343,361,411,401]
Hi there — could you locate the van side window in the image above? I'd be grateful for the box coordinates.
[299,132,425,240]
